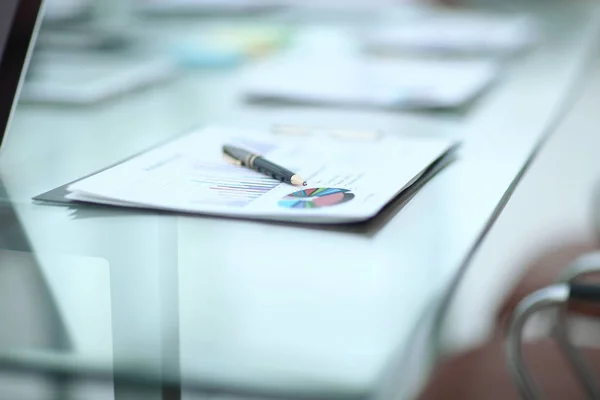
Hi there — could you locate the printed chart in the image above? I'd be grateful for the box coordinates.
[278,188,355,209]
[191,161,279,207]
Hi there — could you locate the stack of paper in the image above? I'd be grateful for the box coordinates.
[240,55,499,109]
[36,126,457,224]
[363,13,539,56]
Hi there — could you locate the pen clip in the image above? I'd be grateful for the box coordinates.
[223,154,242,166]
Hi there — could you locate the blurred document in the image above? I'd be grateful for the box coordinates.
[364,13,539,55]
[21,53,176,105]
[138,0,284,14]
[241,55,499,109]
[62,126,456,224]
[44,0,90,21]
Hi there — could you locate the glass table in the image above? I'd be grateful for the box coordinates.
[0,1,599,398]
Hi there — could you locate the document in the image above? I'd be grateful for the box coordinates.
[61,126,457,224]
[21,53,176,105]
[240,55,499,109]
[139,0,283,14]
[363,12,539,55]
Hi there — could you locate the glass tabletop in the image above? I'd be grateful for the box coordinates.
[0,1,598,399]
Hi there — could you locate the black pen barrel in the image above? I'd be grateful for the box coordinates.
[253,157,294,183]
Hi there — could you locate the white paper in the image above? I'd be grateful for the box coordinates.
[138,0,283,13]
[240,55,499,109]
[364,13,539,55]
[21,54,175,105]
[66,126,456,223]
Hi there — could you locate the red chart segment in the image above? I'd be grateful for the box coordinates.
[278,188,355,209]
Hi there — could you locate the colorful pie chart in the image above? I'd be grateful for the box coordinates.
[278,188,355,209]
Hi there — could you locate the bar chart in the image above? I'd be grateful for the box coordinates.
[190,161,280,207]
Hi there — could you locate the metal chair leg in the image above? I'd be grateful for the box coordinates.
[505,284,570,399]
[552,252,600,398]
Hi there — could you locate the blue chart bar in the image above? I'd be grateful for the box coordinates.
[191,162,280,207]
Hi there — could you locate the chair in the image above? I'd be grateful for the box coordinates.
[419,246,600,400]
[506,253,600,399]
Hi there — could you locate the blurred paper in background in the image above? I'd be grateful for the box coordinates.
[241,54,499,110]
[43,0,90,21]
[364,12,539,56]
[21,53,176,105]
[138,0,285,15]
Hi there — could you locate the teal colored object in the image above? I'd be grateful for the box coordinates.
[171,26,292,69]
[172,43,245,68]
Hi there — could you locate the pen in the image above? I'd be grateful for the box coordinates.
[222,145,307,186]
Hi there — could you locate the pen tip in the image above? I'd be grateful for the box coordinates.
[291,174,307,186]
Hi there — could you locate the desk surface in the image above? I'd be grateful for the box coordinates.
[0,1,599,399]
